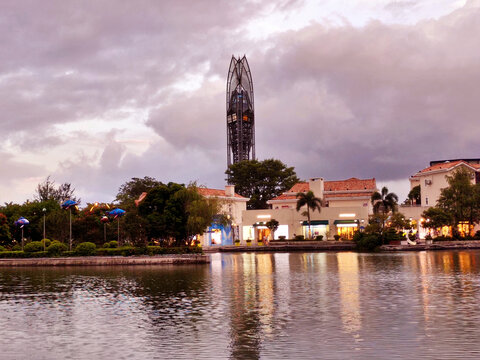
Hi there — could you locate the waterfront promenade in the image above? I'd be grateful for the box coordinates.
[0,254,210,266]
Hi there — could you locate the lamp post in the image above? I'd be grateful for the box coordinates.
[42,208,46,251]
[69,208,72,251]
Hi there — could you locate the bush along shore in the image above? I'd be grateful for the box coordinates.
[0,239,203,259]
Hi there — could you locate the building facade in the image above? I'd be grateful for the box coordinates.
[241,177,377,243]
[402,159,480,238]
[197,185,249,246]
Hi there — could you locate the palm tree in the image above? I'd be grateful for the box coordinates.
[371,186,399,230]
[296,191,323,239]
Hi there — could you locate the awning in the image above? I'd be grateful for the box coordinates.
[334,220,359,225]
[334,219,359,227]
[301,220,328,226]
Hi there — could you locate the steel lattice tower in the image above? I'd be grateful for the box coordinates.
[226,55,255,168]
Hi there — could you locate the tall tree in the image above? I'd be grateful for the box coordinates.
[138,182,218,245]
[115,177,163,246]
[421,207,454,233]
[225,159,299,209]
[437,168,480,233]
[35,176,80,204]
[371,186,398,231]
[407,185,421,205]
[296,191,323,239]
[115,176,162,204]
[371,187,398,215]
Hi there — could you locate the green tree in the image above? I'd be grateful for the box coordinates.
[371,186,398,230]
[265,219,279,240]
[0,213,12,246]
[388,212,412,231]
[35,176,80,204]
[407,185,421,205]
[115,176,162,204]
[115,177,162,246]
[296,191,323,239]
[421,207,454,233]
[138,182,218,245]
[225,159,299,209]
[437,168,480,230]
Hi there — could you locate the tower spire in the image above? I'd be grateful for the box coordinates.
[226,55,255,170]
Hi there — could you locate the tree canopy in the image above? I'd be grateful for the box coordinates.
[115,176,162,204]
[225,159,299,209]
[371,186,398,215]
[35,176,80,204]
[437,168,480,226]
[296,191,323,239]
[138,182,218,245]
[407,185,421,205]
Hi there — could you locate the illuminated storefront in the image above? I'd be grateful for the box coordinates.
[301,220,328,239]
[205,223,233,246]
[334,220,359,240]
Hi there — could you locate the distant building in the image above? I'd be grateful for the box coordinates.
[409,159,480,207]
[241,177,377,243]
[402,159,480,238]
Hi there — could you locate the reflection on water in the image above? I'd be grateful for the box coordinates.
[2,251,480,359]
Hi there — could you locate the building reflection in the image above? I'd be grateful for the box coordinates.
[227,253,276,359]
[336,253,361,335]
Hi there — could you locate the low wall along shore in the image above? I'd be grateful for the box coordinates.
[0,254,210,267]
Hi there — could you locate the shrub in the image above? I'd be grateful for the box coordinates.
[334,235,341,241]
[0,245,5,252]
[75,242,97,256]
[353,232,382,252]
[474,231,480,240]
[295,235,305,241]
[108,241,118,248]
[315,235,324,241]
[278,236,286,240]
[41,239,52,248]
[24,241,44,253]
[0,251,26,258]
[425,234,433,240]
[47,241,68,256]
[12,244,21,251]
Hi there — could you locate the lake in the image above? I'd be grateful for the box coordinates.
[1,251,480,359]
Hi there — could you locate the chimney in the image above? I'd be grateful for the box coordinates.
[309,178,324,199]
[225,185,235,197]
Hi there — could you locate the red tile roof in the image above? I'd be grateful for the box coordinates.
[197,188,247,199]
[289,182,309,193]
[324,192,372,199]
[269,178,377,202]
[324,178,376,192]
[412,160,480,176]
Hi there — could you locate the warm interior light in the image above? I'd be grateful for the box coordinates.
[257,215,271,219]
[339,213,355,218]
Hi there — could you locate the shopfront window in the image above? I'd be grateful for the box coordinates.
[336,225,358,240]
[302,225,328,239]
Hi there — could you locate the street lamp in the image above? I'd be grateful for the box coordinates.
[42,208,46,251]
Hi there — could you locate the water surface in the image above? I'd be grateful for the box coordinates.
[1,251,480,359]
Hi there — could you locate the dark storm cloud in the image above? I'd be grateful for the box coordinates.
[1,0,478,203]
[250,2,480,181]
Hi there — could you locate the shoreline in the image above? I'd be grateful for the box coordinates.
[205,240,480,253]
[0,254,210,267]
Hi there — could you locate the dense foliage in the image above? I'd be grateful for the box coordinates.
[225,159,299,209]
[0,176,216,251]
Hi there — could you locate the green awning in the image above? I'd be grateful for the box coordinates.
[302,220,328,226]
[334,220,359,225]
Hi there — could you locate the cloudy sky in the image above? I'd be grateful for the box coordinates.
[0,0,478,205]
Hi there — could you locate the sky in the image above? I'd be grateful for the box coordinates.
[0,0,479,205]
